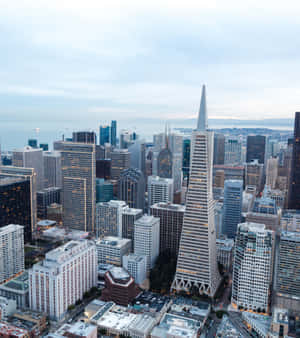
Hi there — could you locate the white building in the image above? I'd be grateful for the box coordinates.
[232,222,273,313]
[122,254,147,285]
[96,236,131,266]
[147,176,174,208]
[29,240,97,320]
[0,296,17,320]
[134,215,160,272]
[0,224,24,284]
[266,157,278,189]
[96,200,127,238]
[12,146,44,190]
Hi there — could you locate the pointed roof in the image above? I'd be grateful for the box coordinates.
[197,85,208,131]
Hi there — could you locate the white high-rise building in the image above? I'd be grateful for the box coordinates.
[96,236,131,266]
[95,200,127,238]
[12,146,44,190]
[148,176,174,208]
[224,137,242,165]
[232,222,273,313]
[134,215,160,272]
[29,240,97,320]
[122,254,147,285]
[266,157,278,189]
[172,85,221,297]
[0,224,24,284]
[43,151,62,188]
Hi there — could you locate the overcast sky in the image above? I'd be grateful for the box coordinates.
[1,0,300,122]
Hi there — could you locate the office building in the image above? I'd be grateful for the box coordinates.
[246,196,280,232]
[37,187,61,219]
[0,224,24,284]
[245,160,264,192]
[172,86,221,297]
[232,222,273,313]
[96,178,113,203]
[148,176,174,208]
[100,125,110,145]
[134,215,160,272]
[246,135,266,164]
[0,271,29,309]
[214,202,224,238]
[29,240,97,320]
[214,169,225,188]
[28,139,38,148]
[122,254,147,285]
[213,133,225,165]
[150,202,185,256]
[12,146,44,190]
[216,237,234,271]
[39,143,48,151]
[96,236,131,266]
[54,141,96,232]
[121,207,143,241]
[72,131,96,144]
[289,112,300,209]
[111,120,117,147]
[43,151,62,188]
[95,200,126,238]
[275,231,300,312]
[213,164,244,182]
[118,168,145,210]
[223,180,243,238]
[96,159,111,179]
[111,149,130,180]
[101,267,140,306]
[224,137,242,165]
[182,138,191,180]
[0,167,36,241]
[266,157,278,189]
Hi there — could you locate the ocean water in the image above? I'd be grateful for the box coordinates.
[0,118,293,151]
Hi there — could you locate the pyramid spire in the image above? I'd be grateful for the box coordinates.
[197,85,207,131]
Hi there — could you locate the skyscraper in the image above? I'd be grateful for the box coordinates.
[0,167,37,241]
[12,146,44,190]
[288,112,300,210]
[223,180,243,238]
[28,139,38,148]
[171,85,221,297]
[150,202,185,256]
[72,131,96,144]
[43,151,62,188]
[0,224,24,284]
[232,222,273,313]
[224,137,242,165]
[275,231,300,312]
[246,135,266,164]
[54,141,96,232]
[148,176,174,208]
[213,133,225,165]
[121,207,143,241]
[111,120,117,147]
[100,125,110,146]
[245,159,264,193]
[110,149,130,180]
[182,138,191,180]
[134,215,160,272]
[266,157,278,189]
[118,168,145,210]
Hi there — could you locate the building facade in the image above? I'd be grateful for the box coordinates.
[96,236,131,266]
[111,149,130,180]
[37,187,61,219]
[246,135,266,164]
[122,254,147,285]
[29,240,97,320]
[121,207,143,241]
[43,151,62,189]
[148,176,174,208]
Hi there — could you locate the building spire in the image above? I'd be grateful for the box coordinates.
[197,84,207,131]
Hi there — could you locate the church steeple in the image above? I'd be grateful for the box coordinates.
[197,85,207,131]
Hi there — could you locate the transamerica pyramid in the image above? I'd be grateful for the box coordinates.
[171,85,221,297]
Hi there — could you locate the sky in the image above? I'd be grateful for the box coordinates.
[1,0,300,122]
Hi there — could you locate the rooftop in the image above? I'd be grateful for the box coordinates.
[151,202,186,212]
[122,206,143,215]
[37,220,56,227]
[216,315,243,337]
[56,322,97,336]
[0,224,23,234]
[0,322,29,337]
[242,312,271,337]
[97,236,131,248]
[280,230,300,242]
[109,267,130,280]
[135,215,159,226]
[0,176,25,186]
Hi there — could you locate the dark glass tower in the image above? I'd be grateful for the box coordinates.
[100,125,110,145]
[213,133,225,165]
[246,135,266,164]
[111,120,117,147]
[28,139,38,148]
[0,177,32,241]
[182,139,191,180]
[72,131,96,144]
[289,112,300,209]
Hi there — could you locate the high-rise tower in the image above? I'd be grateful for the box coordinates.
[171,85,221,297]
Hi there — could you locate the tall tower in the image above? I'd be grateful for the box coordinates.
[171,85,221,297]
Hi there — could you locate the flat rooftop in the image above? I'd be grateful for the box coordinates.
[0,176,25,186]
[151,202,185,212]
[97,236,131,248]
